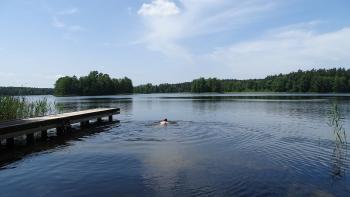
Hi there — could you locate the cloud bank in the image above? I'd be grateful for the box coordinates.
[137,0,276,61]
[136,0,350,78]
[209,25,350,78]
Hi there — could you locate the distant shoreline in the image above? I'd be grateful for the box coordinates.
[2,92,350,97]
[2,68,350,96]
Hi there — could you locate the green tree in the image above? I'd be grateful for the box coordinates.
[54,71,134,96]
[54,76,79,95]
[334,76,348,92]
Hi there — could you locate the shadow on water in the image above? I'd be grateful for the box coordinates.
[0,121,120,169]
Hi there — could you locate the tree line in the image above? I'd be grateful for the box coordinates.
[0,87,53,96]
[54,71,133,96]
[134,82,192,93]
[222,68,350,93]
[134,68,350,93]
[2,68,350,96]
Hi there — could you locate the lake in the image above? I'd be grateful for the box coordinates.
[1,93,350,196]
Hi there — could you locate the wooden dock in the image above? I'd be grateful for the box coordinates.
[0,108,120,146]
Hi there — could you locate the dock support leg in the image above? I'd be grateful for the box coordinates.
[6,138,14,147]
[97,117,102,122]
[56,127,64,136]
[109,115,113,122]
[26,133,35,144]
[80,120,89,128]
[41,130,47,139]
[65,125,72,132]
[64,121,72,132]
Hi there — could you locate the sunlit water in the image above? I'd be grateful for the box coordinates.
[1,93,350,196]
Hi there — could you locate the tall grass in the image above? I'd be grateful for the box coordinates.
[0,96,53,122]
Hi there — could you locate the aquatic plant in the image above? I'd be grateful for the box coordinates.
[328,103,347,146]
[328,103,348,178]
[0,96,54,122]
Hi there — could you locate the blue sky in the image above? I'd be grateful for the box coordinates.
[0,0,350,88]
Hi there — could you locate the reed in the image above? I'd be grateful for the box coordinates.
[0,96,53,122]
[328,103,347,146]
[328,103,348,178]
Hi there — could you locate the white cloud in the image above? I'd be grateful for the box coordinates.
[52,17,82,32]
[127,7,133,15]
[52,17,65,28]
[103,42,113,46]
[55,74,64,79]
[58,8,79,15]
[68,25,83,32]
[138,0,180,16]
[137,0,276,61]
[208,25,350,79]
[51,8,83,39]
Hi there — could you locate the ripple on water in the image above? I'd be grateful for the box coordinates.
[1,114,350,196]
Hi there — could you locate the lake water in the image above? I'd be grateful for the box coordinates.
[1,93,350,196]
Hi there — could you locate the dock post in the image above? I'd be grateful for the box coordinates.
[41,130,47,139]
[6,138,15,147]
[65,124,72,132]
[80,120,89,128]
[97,117,102,122]
[26,133,35,144]
[56,127,64,136]
[64,121,72,132]
[109,115,113,122]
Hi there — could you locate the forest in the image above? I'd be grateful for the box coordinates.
[54,71,133,96]
[134,68,350,93]
[0,87,53,96]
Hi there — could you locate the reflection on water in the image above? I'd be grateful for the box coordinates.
[328,103,348,180]
[331,143,348,180]
[0,93,350,196]
[0,121,120,168]
[54,96,133,113]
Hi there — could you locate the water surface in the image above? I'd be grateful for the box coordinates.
[1,93,350,196]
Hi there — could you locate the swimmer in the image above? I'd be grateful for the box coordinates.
[160,118,169,125]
